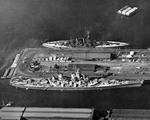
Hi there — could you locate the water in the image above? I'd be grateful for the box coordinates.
[1,79,150,110]
[0,0,150,110]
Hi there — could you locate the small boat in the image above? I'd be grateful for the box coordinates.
[117,5,139,17]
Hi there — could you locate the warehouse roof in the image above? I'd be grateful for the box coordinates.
[0,107,94,120]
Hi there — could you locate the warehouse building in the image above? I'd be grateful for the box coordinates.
[0,107,94,120]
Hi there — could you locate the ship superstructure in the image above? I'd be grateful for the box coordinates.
[42,30,129,50]
[2,48,148,91]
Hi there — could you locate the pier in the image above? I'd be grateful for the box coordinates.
[10,54,20,68]
[1,68,16,79]
[1,68,10,79]
[1,52,21,79]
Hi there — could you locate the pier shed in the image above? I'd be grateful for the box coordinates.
[0,107,94,120]
[67,64,96,71]
[0,107,25,120]
[73,52,112,60]
[110,109,150,120]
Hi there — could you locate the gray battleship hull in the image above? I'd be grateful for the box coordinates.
[10,81,143,91]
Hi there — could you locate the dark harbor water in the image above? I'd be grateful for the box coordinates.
[1,79,150,110]
[0,0,150,111]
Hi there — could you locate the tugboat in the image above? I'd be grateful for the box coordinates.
[43,30,129,50]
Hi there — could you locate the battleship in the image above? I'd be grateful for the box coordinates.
[0,29,147,91]
[2,45,148,91]
[42,30,129,50]
[10,76,143,91]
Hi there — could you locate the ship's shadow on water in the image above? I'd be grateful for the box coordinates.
[1,79,150,109]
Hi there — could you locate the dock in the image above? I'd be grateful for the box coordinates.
[1,68,10,79]
[1,68,15,79]
[1,52,21,79]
